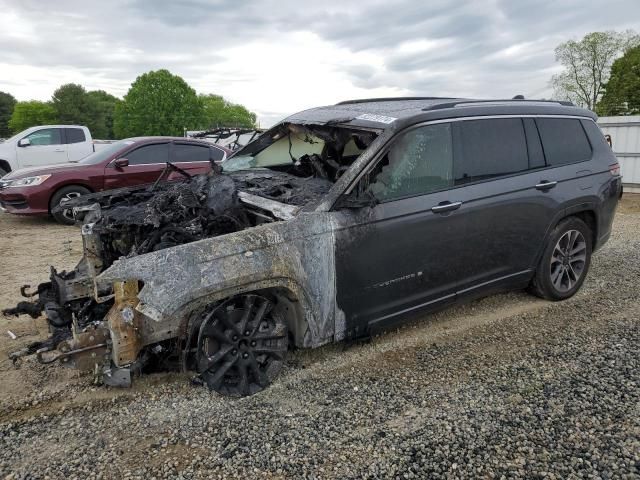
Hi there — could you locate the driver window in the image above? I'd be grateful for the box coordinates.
[368,123,453,202]
[25,128,63,146]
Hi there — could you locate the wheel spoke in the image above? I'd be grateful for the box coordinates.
[570,243,586,256]
[205,326,232,345]
[569,254,586,264]
[551,264,563,284]
[238,295,256,333]
[553,268,565,289]
[254,344,287,359]
[236,364,250,396]
[566,230,577,252]
[203,344,233,370]
[219,310,241,335]
[564,268,574,289]
[248,353,269,387]
[567,263,579,283]
[206,358,236,389]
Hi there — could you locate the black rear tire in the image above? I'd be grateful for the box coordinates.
[50,185,91,225]
[0,166,8,177]
[530,217,592,301]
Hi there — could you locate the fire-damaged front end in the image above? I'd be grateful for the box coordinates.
[4,119,381,395]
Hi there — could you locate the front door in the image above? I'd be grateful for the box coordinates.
[16,128,68,167]
[334,122,461,337]
[103,142,170,189]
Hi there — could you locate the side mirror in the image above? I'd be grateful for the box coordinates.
[113,158,129,169]
[18,138,30,147]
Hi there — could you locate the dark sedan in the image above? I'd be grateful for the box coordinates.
[0,137,229,224]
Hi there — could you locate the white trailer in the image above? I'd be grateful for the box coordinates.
[598,116,640,193]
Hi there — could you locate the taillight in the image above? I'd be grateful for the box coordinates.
[609,162,620,176]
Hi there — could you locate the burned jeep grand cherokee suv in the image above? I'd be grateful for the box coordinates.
[5,97,622,396]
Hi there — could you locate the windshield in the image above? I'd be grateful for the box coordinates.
[223,123,377,183]
[78,140,135,165]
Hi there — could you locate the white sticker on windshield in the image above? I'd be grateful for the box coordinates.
[355,113,397,124]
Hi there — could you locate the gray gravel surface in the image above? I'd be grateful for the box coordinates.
[0,210,639,479]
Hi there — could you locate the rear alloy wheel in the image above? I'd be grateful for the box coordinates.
[530,217,592,301]
[550,230,587,293]
[50,185,91,225]
[196,294,288,396]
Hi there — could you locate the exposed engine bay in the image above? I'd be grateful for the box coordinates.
[3,122,377,391]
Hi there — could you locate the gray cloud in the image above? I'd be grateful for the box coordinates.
[1,0,639,125]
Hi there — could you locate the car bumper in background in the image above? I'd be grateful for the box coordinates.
[0,189,49,216]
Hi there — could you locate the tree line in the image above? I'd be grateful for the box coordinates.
[551,30,640,115]
[0,69,257,139]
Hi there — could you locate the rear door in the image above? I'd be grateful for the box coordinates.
[448,117,560,296]
[16,128,68,167]
[65,127,92,161]
[103,142,170,189]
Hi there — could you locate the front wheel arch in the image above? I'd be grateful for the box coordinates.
[179,284,310,352]
[0,159,11,177]
[48,183,94,213]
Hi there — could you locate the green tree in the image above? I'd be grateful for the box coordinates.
[197,94,257,129]
[52,83,97,126]
[0,92,17,137]
[87,90,119,138]
[113,69,202,138]
[8,101,56,133]
[551,30,640,110]
[597,46,640,115]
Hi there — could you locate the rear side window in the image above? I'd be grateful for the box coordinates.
[453,118,528,185]
[126,143,170,165]
[65,128,86,144]
[173,143,210,163]
[368,123,453,201]
[536,118,592,166]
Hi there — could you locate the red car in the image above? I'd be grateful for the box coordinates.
[0,137,229,224]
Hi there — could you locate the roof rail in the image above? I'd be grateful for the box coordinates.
[336,96,457,106]
[424,98,575,111]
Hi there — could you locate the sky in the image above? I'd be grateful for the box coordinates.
[1,0,640,127]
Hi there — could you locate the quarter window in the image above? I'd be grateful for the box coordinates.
[211,146,225,161]
[453,118,528,185]
[25,128,63,146]
[126,143,170,165]
[536,118,592,166]
[368,123,453,201]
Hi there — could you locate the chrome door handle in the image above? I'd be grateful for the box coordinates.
[54,148,65,152]
[431,201,462,213]
[535,181,558,191]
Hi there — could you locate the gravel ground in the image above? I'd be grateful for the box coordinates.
[0,197,639,479]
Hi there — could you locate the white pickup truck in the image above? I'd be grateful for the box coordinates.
[0,125,97,176]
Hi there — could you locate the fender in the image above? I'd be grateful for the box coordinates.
[96,211,343,348]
